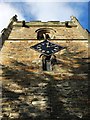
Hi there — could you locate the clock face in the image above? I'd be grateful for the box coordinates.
[30,40,64,56]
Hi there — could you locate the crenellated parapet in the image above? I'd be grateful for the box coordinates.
[0,15,89,50]
[8,16,88,40]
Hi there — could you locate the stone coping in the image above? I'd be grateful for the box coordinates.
[13,21,77,27]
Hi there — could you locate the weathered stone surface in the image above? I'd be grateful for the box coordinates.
[8,22,88,40]
[0,16,89,120]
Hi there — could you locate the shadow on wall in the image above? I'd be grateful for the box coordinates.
[0,34,5,50]
[0,37,2,50]
[56,47,89,74]
[1,59,89,120]
[0,28,11,50]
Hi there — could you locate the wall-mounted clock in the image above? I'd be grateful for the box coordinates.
[30,39,65,56]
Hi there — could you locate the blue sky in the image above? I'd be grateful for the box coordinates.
[0,0,89,32]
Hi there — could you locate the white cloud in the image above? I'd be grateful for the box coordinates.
[0,3,24,32]
[0,1,88,33]
[27,2,83,22]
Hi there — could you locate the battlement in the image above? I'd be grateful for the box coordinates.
[13,20,77,27]
[0,15,88,42]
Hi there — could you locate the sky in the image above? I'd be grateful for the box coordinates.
[0,0,89,33]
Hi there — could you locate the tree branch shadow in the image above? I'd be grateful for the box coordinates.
[1,58,89,120]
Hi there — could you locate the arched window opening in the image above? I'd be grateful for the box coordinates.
[35,28,56,40]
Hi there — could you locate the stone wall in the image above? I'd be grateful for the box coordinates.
[0,16,89,119]
[1,40,88,73]
[8,16,88,40]
[9,25,88,40]
[0,40,89,119]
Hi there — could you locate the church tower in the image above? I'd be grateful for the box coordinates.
[0,15,88,72]
[0,15,89,120]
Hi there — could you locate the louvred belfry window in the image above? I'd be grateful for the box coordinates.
[35,28,56,40]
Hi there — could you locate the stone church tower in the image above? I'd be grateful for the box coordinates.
[0,15,89,119]
[0,15,88,72]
